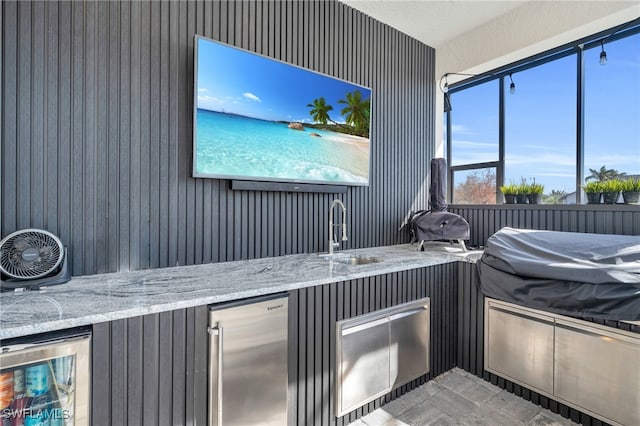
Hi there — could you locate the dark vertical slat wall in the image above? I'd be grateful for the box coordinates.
[450,205,640,247]
[457,262,639,426]
[92,305,209,426]
[1,0,434,275]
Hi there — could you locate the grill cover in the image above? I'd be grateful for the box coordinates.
[477,227,640,320]
[406,158,470,243]
[410,210,470,242]
[430,158,447,213]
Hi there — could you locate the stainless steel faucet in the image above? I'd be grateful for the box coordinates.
[328,199,348,255]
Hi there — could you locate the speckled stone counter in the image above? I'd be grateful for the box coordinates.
[0,243,481,340]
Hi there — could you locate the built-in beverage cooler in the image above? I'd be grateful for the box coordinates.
[0,330,91,426]
[208,293,288,426]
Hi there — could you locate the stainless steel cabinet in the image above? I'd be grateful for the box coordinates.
[485,300,555,395]
[485,298,640,426]
[554,319,640,426]
[336,298,430,417]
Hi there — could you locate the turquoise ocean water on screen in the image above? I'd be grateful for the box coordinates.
[195,109,370,184]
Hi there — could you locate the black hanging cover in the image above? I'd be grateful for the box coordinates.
[430,158,447,212]
[405,158,470,243]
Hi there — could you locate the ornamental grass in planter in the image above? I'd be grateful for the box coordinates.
[621,178,640,204]
[515,179,529,204]
[527,181,544,204]
[500,183,518,204]
[600,179,623,204]
[583,181,602,204]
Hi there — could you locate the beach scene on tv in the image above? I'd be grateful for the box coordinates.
[194,37,371,185]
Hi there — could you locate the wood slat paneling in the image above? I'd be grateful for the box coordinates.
[1,0,434,275]
[450,205,640,247]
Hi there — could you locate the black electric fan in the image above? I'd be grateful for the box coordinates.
[0,229,71,291]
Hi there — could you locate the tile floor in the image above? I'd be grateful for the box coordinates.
[348,368,579,426]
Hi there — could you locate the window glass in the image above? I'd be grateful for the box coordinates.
[452,168,496,204]
[504,55,577,204]
[584,33,640,192]
[450,80,499,166]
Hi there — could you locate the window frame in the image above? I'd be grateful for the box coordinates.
[446,19,640,205]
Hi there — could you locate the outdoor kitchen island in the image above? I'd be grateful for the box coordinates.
[2,241,637,426]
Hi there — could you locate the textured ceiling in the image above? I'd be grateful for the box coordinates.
[341,0,530,47]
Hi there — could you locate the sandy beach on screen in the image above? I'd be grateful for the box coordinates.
[327,132,370,151]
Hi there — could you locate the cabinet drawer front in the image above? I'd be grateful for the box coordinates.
[486,306,555,395]
[339,320,391,415]
[554,322,640,426]
[389,305,430,387]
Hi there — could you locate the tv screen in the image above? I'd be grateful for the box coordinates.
[193,36,371,186]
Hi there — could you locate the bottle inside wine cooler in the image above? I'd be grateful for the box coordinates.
[23,363,51,426]
[17,357,73,426]
[9,367,26,426]
[1,371,15,426]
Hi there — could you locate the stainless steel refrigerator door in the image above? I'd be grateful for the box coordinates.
[208,295,288,426]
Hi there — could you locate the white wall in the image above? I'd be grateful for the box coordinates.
[434,1,640,158]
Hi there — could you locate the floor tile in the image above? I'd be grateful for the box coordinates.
[425,413,456,425]
[397,399,448,426]
[360,408,395,426]
[466,402,526,425]
[527,411,579,426]
[438,369,500,406]
[428,387,478,418]
[436,369,471,393]
[381,398,411,418]
[381,419,411,426]
[485,390,542,423]
[347,370,574,426]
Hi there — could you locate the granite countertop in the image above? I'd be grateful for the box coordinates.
[0,243,481,340]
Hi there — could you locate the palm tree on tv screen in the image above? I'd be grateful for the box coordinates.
[339,90,370,137]
[307,97,334,125]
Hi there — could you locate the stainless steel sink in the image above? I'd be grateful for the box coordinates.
[321,254,382,265]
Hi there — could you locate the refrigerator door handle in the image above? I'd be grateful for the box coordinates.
[208,324,224,426]
[217,326,224,426]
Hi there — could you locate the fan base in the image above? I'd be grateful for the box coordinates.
[1,248,71,292]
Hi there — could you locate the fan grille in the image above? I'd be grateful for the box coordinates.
[0,229,64,279]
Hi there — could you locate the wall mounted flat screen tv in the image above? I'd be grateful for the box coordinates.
[193,35,371,186]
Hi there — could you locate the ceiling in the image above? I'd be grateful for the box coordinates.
[340,0,531,48]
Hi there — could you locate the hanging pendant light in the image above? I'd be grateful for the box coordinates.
[599,40,607,65]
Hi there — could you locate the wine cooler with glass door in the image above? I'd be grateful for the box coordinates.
[0,329,91,426]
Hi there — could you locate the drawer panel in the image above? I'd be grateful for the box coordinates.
[554,321,640,426]
[486,304,555,395]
